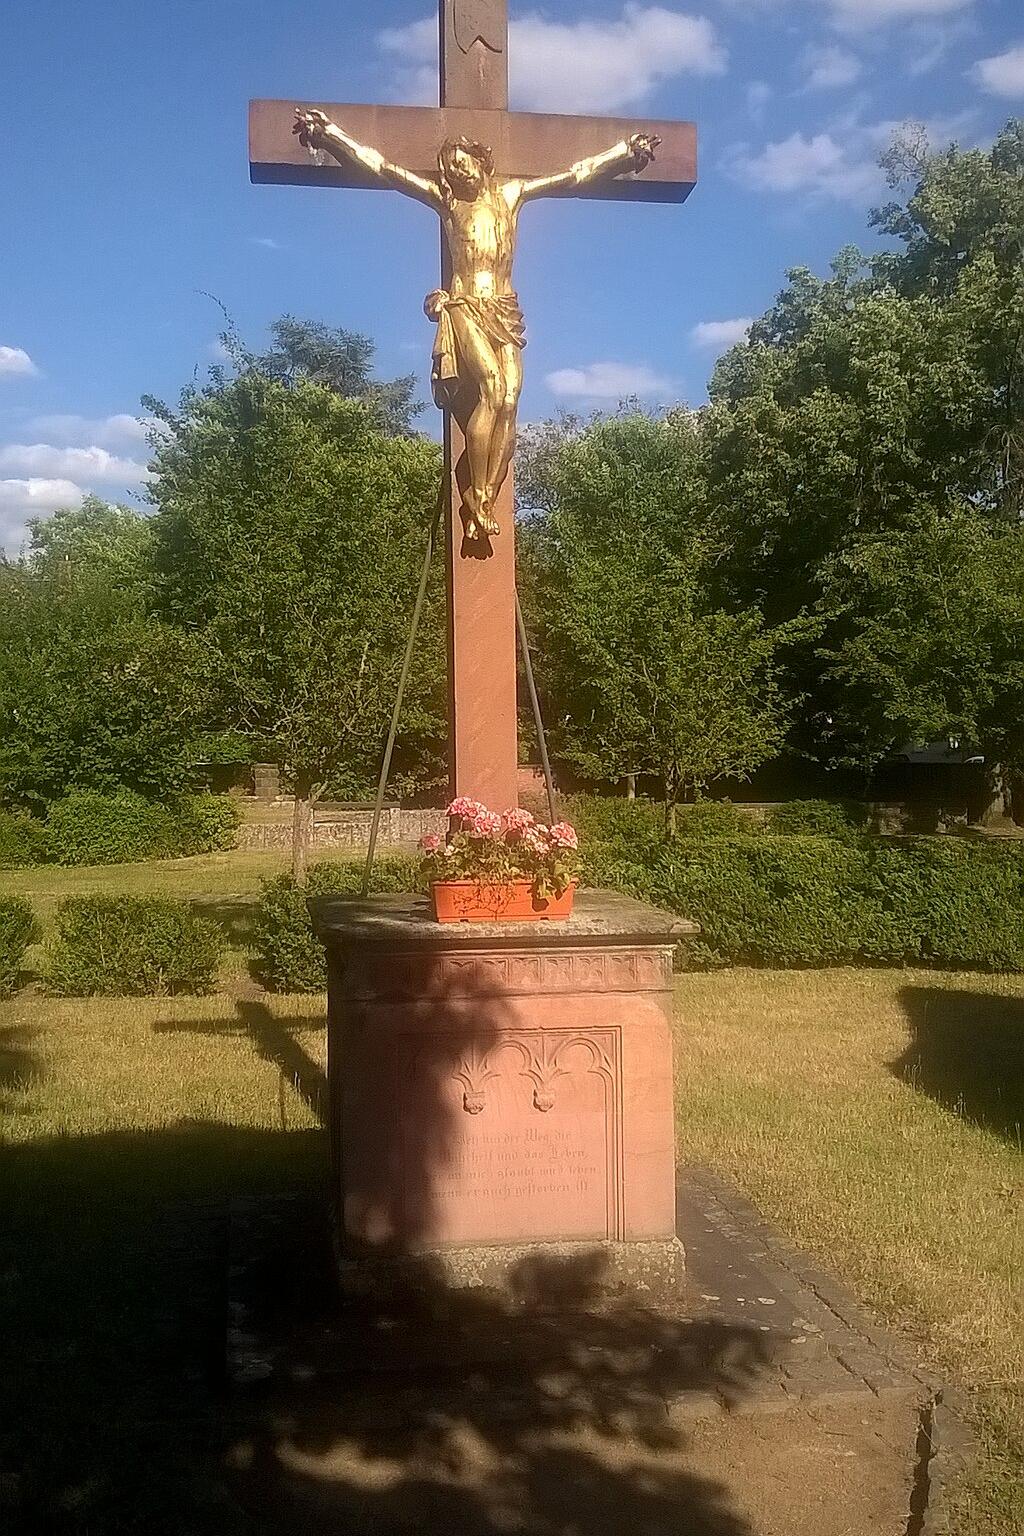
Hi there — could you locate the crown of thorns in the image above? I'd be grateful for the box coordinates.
[439,137,495,176]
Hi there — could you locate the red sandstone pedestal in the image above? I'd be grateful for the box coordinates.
[310,889,697,1295]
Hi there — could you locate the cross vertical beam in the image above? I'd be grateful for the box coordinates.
[441,0,519,811]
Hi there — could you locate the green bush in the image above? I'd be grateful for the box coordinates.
[44,789,239,865]
[677,800,747,838]
[46,790,179,865]
[0,809,51,868]
[45,897,223,996]
[173,794,241,855]
[561,794,664,845]
[591,833,1024,972]
[254,856,420,993]
[0,898,38,996]
[766,799,866,840]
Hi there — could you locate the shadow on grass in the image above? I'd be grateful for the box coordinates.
[895,986,1024,1142]
[0,980,767,1536]
[154,1000,327,1128]
[0,1114,761,1536]
[0,1025,45,1114]
[191,896,261,953]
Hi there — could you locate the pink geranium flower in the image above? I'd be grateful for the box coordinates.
[502,806,536,838]
[549,821,579,850]
[469,808,503,839]
[447,796,486,821]
[418,833,441,853]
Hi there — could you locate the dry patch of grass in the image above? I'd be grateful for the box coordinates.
[674,967,1023,1536]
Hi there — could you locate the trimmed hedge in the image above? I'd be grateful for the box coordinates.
[0,809,51,868]
[255,856,420,993]
[585,833,1024,972]
[44,790,239,866]
[45,897,223,996]
[0,898,38,996]
[765,798,866,840]
[677,800,746,838]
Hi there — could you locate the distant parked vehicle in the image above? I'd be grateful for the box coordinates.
[890,739,985,767]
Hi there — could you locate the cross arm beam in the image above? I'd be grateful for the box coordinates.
[249,100,697,205]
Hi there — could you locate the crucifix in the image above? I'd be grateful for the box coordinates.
[250,0,696,811]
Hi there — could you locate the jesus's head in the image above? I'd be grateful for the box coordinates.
[438,137,494,200]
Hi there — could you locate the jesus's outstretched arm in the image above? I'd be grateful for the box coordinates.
[515,132,661,202]
[294,109,443,209]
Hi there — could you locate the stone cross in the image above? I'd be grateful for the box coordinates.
[250,0,696,811]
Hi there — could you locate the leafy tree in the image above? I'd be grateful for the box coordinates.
[25,495,156,592]
[210,314,423,437]
[147,367,445,879]
[705,119,1024,789]
[0,506,205,810]
[522,412,789,829]
[818,512,1024,807]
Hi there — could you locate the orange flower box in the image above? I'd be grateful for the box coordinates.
[431,879,577,924]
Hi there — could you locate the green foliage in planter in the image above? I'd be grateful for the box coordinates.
[254,856,420,993]
[0,809,51,868]
[0,898,39,996]
[766,799,866,840]
[45,897,222,996]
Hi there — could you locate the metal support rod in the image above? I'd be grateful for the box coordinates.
[362,486,444,897]
[515,587,557,825]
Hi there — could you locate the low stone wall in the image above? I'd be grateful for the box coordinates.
[238,805,446,852]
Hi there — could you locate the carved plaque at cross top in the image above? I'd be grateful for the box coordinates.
[249,0,696,811]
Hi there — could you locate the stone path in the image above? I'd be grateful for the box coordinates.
[223,1170,972,1535]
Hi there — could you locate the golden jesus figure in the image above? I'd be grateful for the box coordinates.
[294,110,660,543]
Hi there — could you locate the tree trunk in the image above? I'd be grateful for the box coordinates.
[663,770,678,837]
[624,774,636,801]
[291,779,315,885]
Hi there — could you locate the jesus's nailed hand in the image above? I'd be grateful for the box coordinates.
[293,108,330,149]
[628,133,661,171]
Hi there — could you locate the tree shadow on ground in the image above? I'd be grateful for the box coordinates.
[895,986,1024,1142]
[0,1024,45,1111]
[0,1005,763,1535]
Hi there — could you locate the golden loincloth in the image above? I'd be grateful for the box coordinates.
[424,289,526,410]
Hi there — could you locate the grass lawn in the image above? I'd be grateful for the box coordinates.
[0,964,1020,1532]
[675,968,1023,1536]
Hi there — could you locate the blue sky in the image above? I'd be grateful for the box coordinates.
[1,0,1022,549]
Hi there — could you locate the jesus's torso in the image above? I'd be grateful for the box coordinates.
[442,185,521,300]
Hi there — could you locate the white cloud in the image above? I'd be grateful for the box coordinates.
[25,413,153,449]
[251,236,284,250]
[381,5,726,113]
[690,317,753,352]
[0,478,85,553]
[801,44,862,89]
[0,346,39,378]
[725,112,974,203]
[545,361,679,400]
[972,42,1024,99]
[726,129,880,201]
[0,443,149,485]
